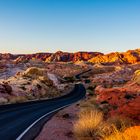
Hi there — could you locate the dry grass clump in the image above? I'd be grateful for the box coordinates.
[74,94,137,140]
[74,108,137,140]
[74,109,112,140]
[107,116,134,131]
[104,126,140,140]
[79,96,99,110]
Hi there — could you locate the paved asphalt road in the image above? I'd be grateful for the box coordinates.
[0,84,86,140]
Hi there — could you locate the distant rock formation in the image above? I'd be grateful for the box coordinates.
[45,51,102,62]
[0,49,140,64]
[89,49,140,64]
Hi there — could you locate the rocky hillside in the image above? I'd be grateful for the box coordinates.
[0,67,60,104]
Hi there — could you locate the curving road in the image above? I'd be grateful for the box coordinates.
[0,84,86,140]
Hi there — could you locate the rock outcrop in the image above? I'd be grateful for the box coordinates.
[0,67,60,104]
[95,81,140,122]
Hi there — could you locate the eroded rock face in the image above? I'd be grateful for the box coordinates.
[95,82,140,122]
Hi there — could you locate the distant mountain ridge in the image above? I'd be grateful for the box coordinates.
[0,49,140,64]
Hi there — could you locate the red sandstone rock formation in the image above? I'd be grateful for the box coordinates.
[45,51,102,62]
[95,82,140,122]
[0,49,140,64]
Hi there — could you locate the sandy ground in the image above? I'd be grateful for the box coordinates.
[35,103,80,140]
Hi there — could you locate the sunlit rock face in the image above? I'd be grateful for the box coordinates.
[88,49,140,64]
[72,52,103,62]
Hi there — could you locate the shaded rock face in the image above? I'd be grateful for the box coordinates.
[95,82,140,122]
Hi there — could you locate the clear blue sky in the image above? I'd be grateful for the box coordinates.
[0,0,140,54]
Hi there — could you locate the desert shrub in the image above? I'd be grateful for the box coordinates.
[107,116,134,131]
[79,101,95,110]
[74,109,112,140]
[104,126,140,140]
[79,96,99,112]
[74,108,137,140]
